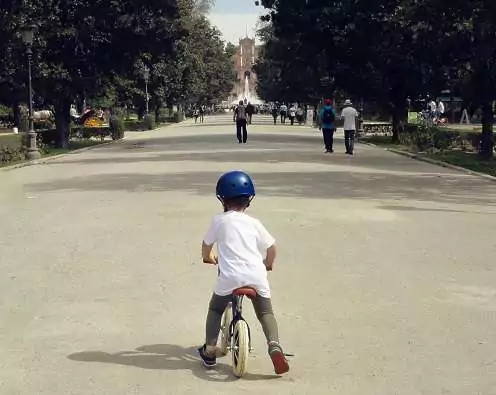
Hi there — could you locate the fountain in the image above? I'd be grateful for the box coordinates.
[233,75,262,105]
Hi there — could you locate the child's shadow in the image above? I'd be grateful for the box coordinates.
[68,344,279,382]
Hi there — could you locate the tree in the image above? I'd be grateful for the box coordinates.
[411,0,495,158]
[0,0,180,146]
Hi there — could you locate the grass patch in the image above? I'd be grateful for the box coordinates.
[0,139,105,168]
[427,151,496,177]
[359,135,408,150]
[45,140,103,155]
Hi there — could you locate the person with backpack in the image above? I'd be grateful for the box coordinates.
[233,100,248,144]
[318,99,337,153]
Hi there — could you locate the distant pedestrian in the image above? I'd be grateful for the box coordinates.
[296,106,304,124]
[199,106,205,123]
[193,108,199,123]
[279,104,287,124]
[271,106,278,125]
[340,99,359,155]
[288,105,297,125]
[318,99,337,153]
[246,102,255,124]
[234,100,248,144]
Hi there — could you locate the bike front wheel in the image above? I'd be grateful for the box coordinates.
[232,320,250,377]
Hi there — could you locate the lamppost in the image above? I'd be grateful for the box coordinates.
[143,66,150,115]
[21,24,41,160]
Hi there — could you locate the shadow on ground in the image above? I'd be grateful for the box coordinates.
[182,120,281,128]
[45,133,452,175]
[116,132,322,150]
[68,344,279,382]
[27,169,496,206]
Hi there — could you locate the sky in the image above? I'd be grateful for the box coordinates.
[207,0,263,44]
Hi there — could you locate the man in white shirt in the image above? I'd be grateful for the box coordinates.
[437,100,445,118]
[340,99,359,155]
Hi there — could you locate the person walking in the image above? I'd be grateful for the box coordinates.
[246,102,255,124]
[199,105,205,123]
[279,103,288,124]
[340,99,359,155]
[318,99,337,153]
[296,106,304,125]
[193,107,199,124]
[233,100,248,144]
[288,104,297,125]
[271,105,278,125]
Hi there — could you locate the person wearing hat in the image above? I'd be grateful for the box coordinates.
[341,99,359,155]
[318,99,337,153]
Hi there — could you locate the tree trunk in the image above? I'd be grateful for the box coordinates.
[54,99,72,148]
[155,105,160,123]
[12,101,20,128]
[391,101,408,143]
[479,101,494,160]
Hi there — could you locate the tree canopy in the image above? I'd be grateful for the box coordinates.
[0,0,236,146]
[255,0,495,158]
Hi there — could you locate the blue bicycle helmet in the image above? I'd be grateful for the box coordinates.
[216,170,256,201]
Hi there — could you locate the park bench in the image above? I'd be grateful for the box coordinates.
[358,121,393,137]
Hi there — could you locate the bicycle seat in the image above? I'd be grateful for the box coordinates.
[233,287,257,299]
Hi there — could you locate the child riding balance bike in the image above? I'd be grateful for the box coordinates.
[198,170,290,376]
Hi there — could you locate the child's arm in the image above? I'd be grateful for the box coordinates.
[202,241,218,265]
[264,244,277,271]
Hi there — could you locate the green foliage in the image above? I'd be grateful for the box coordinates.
[109,116,125,140]
[144,114,156,130]
[173,111,184,123]
[1,0,236,151]
[399,125,495,153]
[124,119,145,131]
[257,0,496,157]
[0,134,24,165]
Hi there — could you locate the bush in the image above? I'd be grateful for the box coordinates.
[0,134,25,165]
[71,126,111,141]
[400,124,495,153]
[124,119,144,131]
[144,114,156,130]
[109,116,125,140]
[173,111,184,123]
[158,108,172,123]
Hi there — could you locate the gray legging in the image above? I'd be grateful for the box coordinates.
[205,293,279,347]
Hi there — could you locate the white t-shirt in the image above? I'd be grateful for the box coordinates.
[341,106,359,131]
[203,211,275,298]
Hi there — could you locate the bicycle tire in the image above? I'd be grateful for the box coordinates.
[232,320,249,377]
[219,303,232,356]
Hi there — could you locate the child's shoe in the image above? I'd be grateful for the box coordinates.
[268,341,290,375]
[197,344,217,367]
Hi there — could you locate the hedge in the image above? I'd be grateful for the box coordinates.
[400,124,496,153]
[0,134,24,165]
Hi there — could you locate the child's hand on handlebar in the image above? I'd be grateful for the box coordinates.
[203,255,218,265]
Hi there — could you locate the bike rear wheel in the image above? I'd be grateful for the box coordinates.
[219,303,232,356]
[232,319,249,377]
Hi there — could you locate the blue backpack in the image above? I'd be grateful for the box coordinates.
[322,107,335,124]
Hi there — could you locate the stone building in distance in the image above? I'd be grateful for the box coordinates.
[231,36,261,104]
